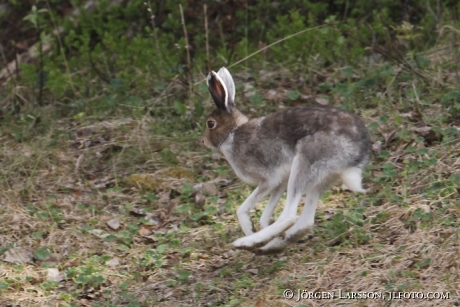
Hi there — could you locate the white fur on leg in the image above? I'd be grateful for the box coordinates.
[236,185,272,236]
[341,167,366,193]
[234,155,308,250]
[255,190,319,254]
[232,217,296,250]
[233,187,302,249]
[259,184,286,229]
[284,190,319,238]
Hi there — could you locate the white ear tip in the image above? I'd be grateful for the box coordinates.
[216,67,235,104]
[217,67,231,78]
[218,67,229,73]
[206,71,217,86]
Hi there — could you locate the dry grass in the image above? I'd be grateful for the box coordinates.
[1,47,460,307]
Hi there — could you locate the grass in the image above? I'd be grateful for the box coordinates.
[1,18,460,307]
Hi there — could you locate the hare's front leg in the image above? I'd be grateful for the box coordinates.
[236,183,273,236]
[259,183,286,229]
[233,155,307,250]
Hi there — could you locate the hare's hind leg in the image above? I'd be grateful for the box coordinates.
[258,168,366,254]
[233,154,308,250]
[256,187,320,254]
[259,182,287,229]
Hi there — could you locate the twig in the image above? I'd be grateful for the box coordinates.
[383,27,422,75]
[14,46,20,80]
[425,0,440,24]
[75,152,85,175]
[146,1,165,71]
[231,24,328,69]
[325,22,430,83]
[88,53,111,84]
[411,83,428,123]
[0,44,15,84]
[45,0,77,97]
[179,4,192,97]
[37,18,44,106]
[194,24,329,85]
[204,4,209,71]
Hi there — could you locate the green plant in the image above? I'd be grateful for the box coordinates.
[64,256,109,291]
[22,4,49,105]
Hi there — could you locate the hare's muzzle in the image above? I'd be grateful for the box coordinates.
[201,135,214,148]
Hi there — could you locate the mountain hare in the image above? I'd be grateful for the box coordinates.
[202,67,372,254]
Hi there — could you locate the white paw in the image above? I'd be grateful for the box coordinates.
[233,218,297,250]
[232,233,263,250]
[255,237,288,255]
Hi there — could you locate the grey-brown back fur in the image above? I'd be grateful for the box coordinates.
[213,104,371,186]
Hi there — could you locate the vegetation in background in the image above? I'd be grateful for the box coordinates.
[0,0,459,306]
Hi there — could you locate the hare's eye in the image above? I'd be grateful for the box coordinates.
[207,120,216,129]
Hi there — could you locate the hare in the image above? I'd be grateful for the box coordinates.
[202,67,372,254]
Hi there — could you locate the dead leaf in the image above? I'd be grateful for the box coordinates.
[107,218,120,230]
[2,247,34,264]
[265,89,278,100]
[399,112,414,118]
[139,225,154,236]
[202,182,218,196]
[244,83,256,98]
[40,253,62,267]
[165,253,179,267]
[423,129,442,145]
[410,126,443,145]
[201,170,215,178]
[89,229,110,239]
[106,257,120,266]
[372,141,382,153]
[157,191,171,203]
[79,298,92,307]
[383,129,398,147]
[59,183,92,193]
[47,268,65,282]
[91,176,115,189]
[221,251,234,259]
[411,126,432,135]
[315,97,329,105]
[129,208,146,217]
[144,210,167,225]
[150,142,165,152]
[168,198,179,213]
[191,190,205,207]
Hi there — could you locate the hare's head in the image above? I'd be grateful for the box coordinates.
[202,67,247,149]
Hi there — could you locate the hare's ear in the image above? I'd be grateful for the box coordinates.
[217,67,235,106]
[207,67,235,112]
